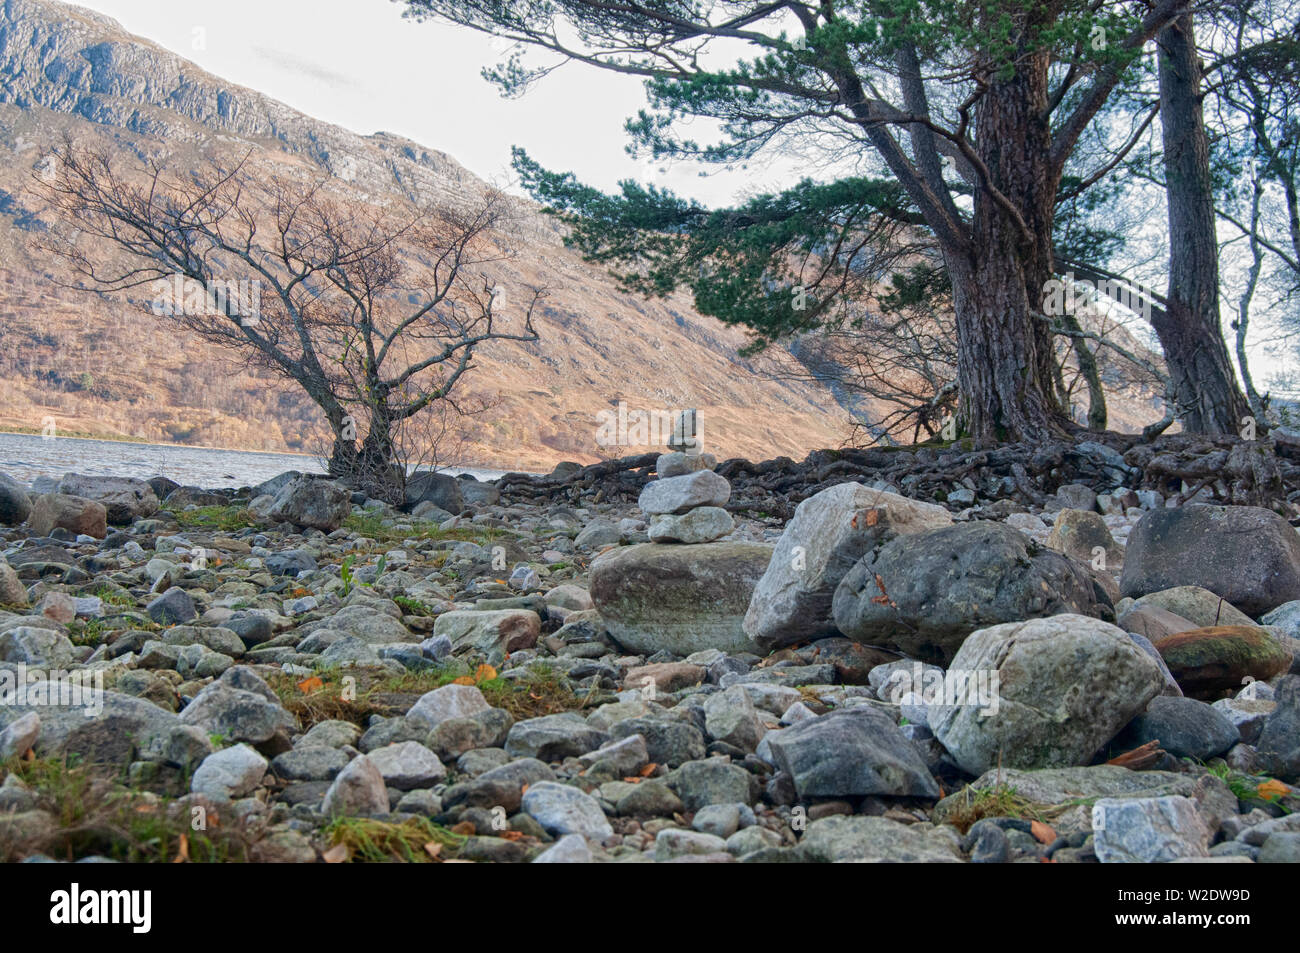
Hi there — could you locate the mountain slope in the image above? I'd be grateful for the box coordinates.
[0,0,1162,470]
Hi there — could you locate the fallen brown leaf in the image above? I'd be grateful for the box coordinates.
[1030,820,1057,845]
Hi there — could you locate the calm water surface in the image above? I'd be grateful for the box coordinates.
[0,432,505,487]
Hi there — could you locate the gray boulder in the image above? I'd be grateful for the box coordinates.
[521,781,613,839]
[1116,695,1239,760]
[190,744,268,800]
[930,614,1165,774]
[832,522,1104,664]
[1256,675,1300,779]
[648,506,734,544]
[56,473,158,524]
[25,493,107,538]
[403,471,463,514]
[1120,504,1300,615]
[797,815,962,863]
[179,666,295,745]
[744,483,952,652]
[766,706,941,799]
[267,476,352,532]
[321,754,390,816]
[590,541,772,655]
[637,470,731,515]
[0,688,180,764]
[0,473,32,526]
[1092,796,1211,862]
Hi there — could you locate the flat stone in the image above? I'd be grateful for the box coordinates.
[637,470,731,515]
[521,781,613,839]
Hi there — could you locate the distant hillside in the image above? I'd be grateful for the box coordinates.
[0,0,1163,470]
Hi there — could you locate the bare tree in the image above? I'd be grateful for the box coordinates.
[35,142,541,500]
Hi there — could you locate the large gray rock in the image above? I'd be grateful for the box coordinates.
[1120,504,1300,616]
[637,470,731,515]
[441,758,555,813]
[1115,695,1239,760]
[766,706,941,799]
[531,833,593,863]
[405,684,491,731]
[190,744,268,800]
[1092,796,1210,862]
[179,666,295,744]
[521,781,613,839]
[608,716,706,768]
[267,476,352,532]
[930,615,1165,775]
[648,506,733,544]
[797,816,963,863]
[0,626,77,667]
[702,685,766,753]
[403,471,464,514]
[433,609,540,655]
[656,452,716,478]
[744,483,952,652]
[25,493,107,538]
[0,688,180,765]
[56,473,158,524]
[1256,675,1300,780]
[505,713,608,761]
[0,473,32,526]
[321,754,390,817]
[146,587,197,625]
[832,522,1104,665]
[365,741,446,790]
[590,541,772,655]
[1261,600,1300,640]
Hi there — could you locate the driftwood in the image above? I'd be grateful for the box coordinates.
[498,433,1299,518]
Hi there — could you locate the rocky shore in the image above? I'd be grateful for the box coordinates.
[0,439,1298,864]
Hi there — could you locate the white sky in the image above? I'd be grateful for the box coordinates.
[69,0,782,206]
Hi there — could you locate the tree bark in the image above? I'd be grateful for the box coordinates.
[948,50,1071,444]
[1156,13,1252,434]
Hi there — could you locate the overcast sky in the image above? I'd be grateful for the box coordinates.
[72,0,788,207]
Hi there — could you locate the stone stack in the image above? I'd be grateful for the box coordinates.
[589,413,773,655]
[643,447,732,543]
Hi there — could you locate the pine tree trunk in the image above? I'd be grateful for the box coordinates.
[1156,13,1251,434]
[949,49,1071,444]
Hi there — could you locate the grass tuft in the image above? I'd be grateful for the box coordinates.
[324,816,466,862]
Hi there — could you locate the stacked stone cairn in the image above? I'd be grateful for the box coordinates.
[587,411,774,656]
[642,410,732,544]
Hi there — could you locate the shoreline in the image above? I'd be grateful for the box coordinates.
[0,429,521,475]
